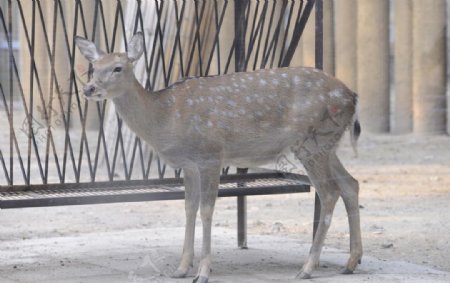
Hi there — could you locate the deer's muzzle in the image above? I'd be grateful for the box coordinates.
[83,84,96,97]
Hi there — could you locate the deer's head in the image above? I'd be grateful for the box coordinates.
[75,33,144,100]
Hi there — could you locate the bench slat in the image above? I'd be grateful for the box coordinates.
[0,172,310,209]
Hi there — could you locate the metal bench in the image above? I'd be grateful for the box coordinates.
[0,171,311,248]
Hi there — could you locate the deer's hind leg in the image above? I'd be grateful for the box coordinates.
[295,152,340,279]
[330,153,363,274]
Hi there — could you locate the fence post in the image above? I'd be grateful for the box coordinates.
[322,0,334,75]
[234,0,249,250]
[313,0,323,241]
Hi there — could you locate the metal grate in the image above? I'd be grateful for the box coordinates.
[0,0,316,188]
[0,172,310,208]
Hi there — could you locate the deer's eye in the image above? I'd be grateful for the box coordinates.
[113,66,123,73]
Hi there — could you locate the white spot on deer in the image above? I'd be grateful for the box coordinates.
[260,79,268,86]
[227,100,237,107]
[193,114,201,122]
[329,89,343,98]
[293,76,302,85]
[187,99,194,106]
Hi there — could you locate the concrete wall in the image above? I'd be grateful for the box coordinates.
[294,0,448,135]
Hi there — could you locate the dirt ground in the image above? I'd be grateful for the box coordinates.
[0,133,449,280]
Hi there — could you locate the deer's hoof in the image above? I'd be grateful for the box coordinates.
[341,267,354,275]
[193,275,208,283]
[296,271,312,279]
[171,269,188,278]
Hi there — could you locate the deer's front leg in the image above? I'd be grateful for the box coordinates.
[172,167,201,278]
[193,163,221,283]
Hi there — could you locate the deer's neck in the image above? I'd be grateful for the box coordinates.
[112,79,166,149]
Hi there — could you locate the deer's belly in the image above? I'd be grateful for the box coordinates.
[222,141,291,167]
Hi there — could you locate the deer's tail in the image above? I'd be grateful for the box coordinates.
[350,93,361,157]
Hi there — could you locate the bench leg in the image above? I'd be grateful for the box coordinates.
[237,195,248,249]
[313,192,321,240]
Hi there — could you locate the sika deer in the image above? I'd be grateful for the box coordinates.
[75,32,362,282]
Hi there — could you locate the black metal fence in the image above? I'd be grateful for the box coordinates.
[0,0,317,187]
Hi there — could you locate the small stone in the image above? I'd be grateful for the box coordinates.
[271,222,285,233]
[254,220,264,226]
[381,243,394,249]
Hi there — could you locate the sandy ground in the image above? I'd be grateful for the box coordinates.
[0,133,450,282]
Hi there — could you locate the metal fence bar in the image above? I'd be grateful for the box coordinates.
[313,0,322,240]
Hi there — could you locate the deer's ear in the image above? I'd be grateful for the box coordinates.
[127,32,144,62]
[75,36,104,62]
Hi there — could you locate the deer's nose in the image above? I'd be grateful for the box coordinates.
[83,85,96,97]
